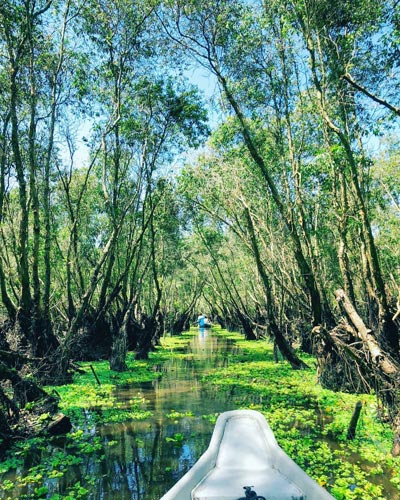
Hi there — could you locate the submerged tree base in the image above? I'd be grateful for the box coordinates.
[309,290,400,457]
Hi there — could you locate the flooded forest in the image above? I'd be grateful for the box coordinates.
[0,1,399,499]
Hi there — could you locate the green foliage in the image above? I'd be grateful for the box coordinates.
[44,353,164,429]
[165,409,194,419]
[165,432,185,445]
[0,329,399,499]
[201,413,219,424]
[0,1,399,496]
[0,351,163,497]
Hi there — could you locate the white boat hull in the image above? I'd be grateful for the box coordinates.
[160,409,335,500]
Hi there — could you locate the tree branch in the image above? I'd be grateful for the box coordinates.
[343,74,400,116]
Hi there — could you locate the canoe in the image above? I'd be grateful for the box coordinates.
[160,409,335,500]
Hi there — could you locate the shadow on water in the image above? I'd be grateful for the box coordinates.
[1,330,241,500]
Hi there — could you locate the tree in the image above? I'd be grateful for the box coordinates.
[0,0,78,365]
[160,0,332,328]
[289,0,399,351]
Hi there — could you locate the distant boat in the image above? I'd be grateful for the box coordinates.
[200,323,211,328]
[160,409,335,500]
[198,315,212,329]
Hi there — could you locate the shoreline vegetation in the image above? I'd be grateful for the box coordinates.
[0,328,399,500]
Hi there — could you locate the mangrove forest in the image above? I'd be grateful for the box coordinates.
[0,0,399,498]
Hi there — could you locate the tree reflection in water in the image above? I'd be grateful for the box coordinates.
[0,333,238,500]
[92,332,237,499]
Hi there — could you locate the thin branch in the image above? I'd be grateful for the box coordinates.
[343,74,400,117]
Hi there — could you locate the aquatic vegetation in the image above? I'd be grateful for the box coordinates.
[0,352,163,498]
[165,432,185,445]
[201,413,219,424]
[197,330,399,499]
[0,328,398,499]
[165,409,194,419]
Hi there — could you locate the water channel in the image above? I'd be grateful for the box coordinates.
[95,329,241,499]
[2,330,243,499]
[2,329,398,499]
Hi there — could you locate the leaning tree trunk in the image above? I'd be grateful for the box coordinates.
[215,68,324,327]
[335,289,400,456]
[335,289,399,375]
[243,203,309,369]
[237,311,257,340]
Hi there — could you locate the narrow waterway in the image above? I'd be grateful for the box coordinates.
[1,330,242,500]
[94,330,242,500]
[2,330,398,500]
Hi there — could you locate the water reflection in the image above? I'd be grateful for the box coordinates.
[1,332,398,499]
[0,331,239,500]
[94,332,238,499]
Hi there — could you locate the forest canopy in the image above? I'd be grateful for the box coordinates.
[0,0,399,455]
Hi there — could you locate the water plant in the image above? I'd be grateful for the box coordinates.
[197,330,399,499]
[0,352,164,499]
[165,410,194,419]
[165,432,185,445]
[0,329,398,499]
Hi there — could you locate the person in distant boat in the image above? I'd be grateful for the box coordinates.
[198,314,206,328]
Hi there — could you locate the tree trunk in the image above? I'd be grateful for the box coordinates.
[215,67,323,326]
[335,289,398,375]
[134,317,158,360]
[276,30,334,326]
[9,64,32,338]
[237,312,257,340]
[243,203,309,369]
[27,15,42,356]
[0,406,11,460]
[110,303,132,372]
[334,159,357,306]
[392,413,400,457]
[335,289,400,454]
[299,16,399,352]
[347,401,363,440]
[0,115,16,323]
